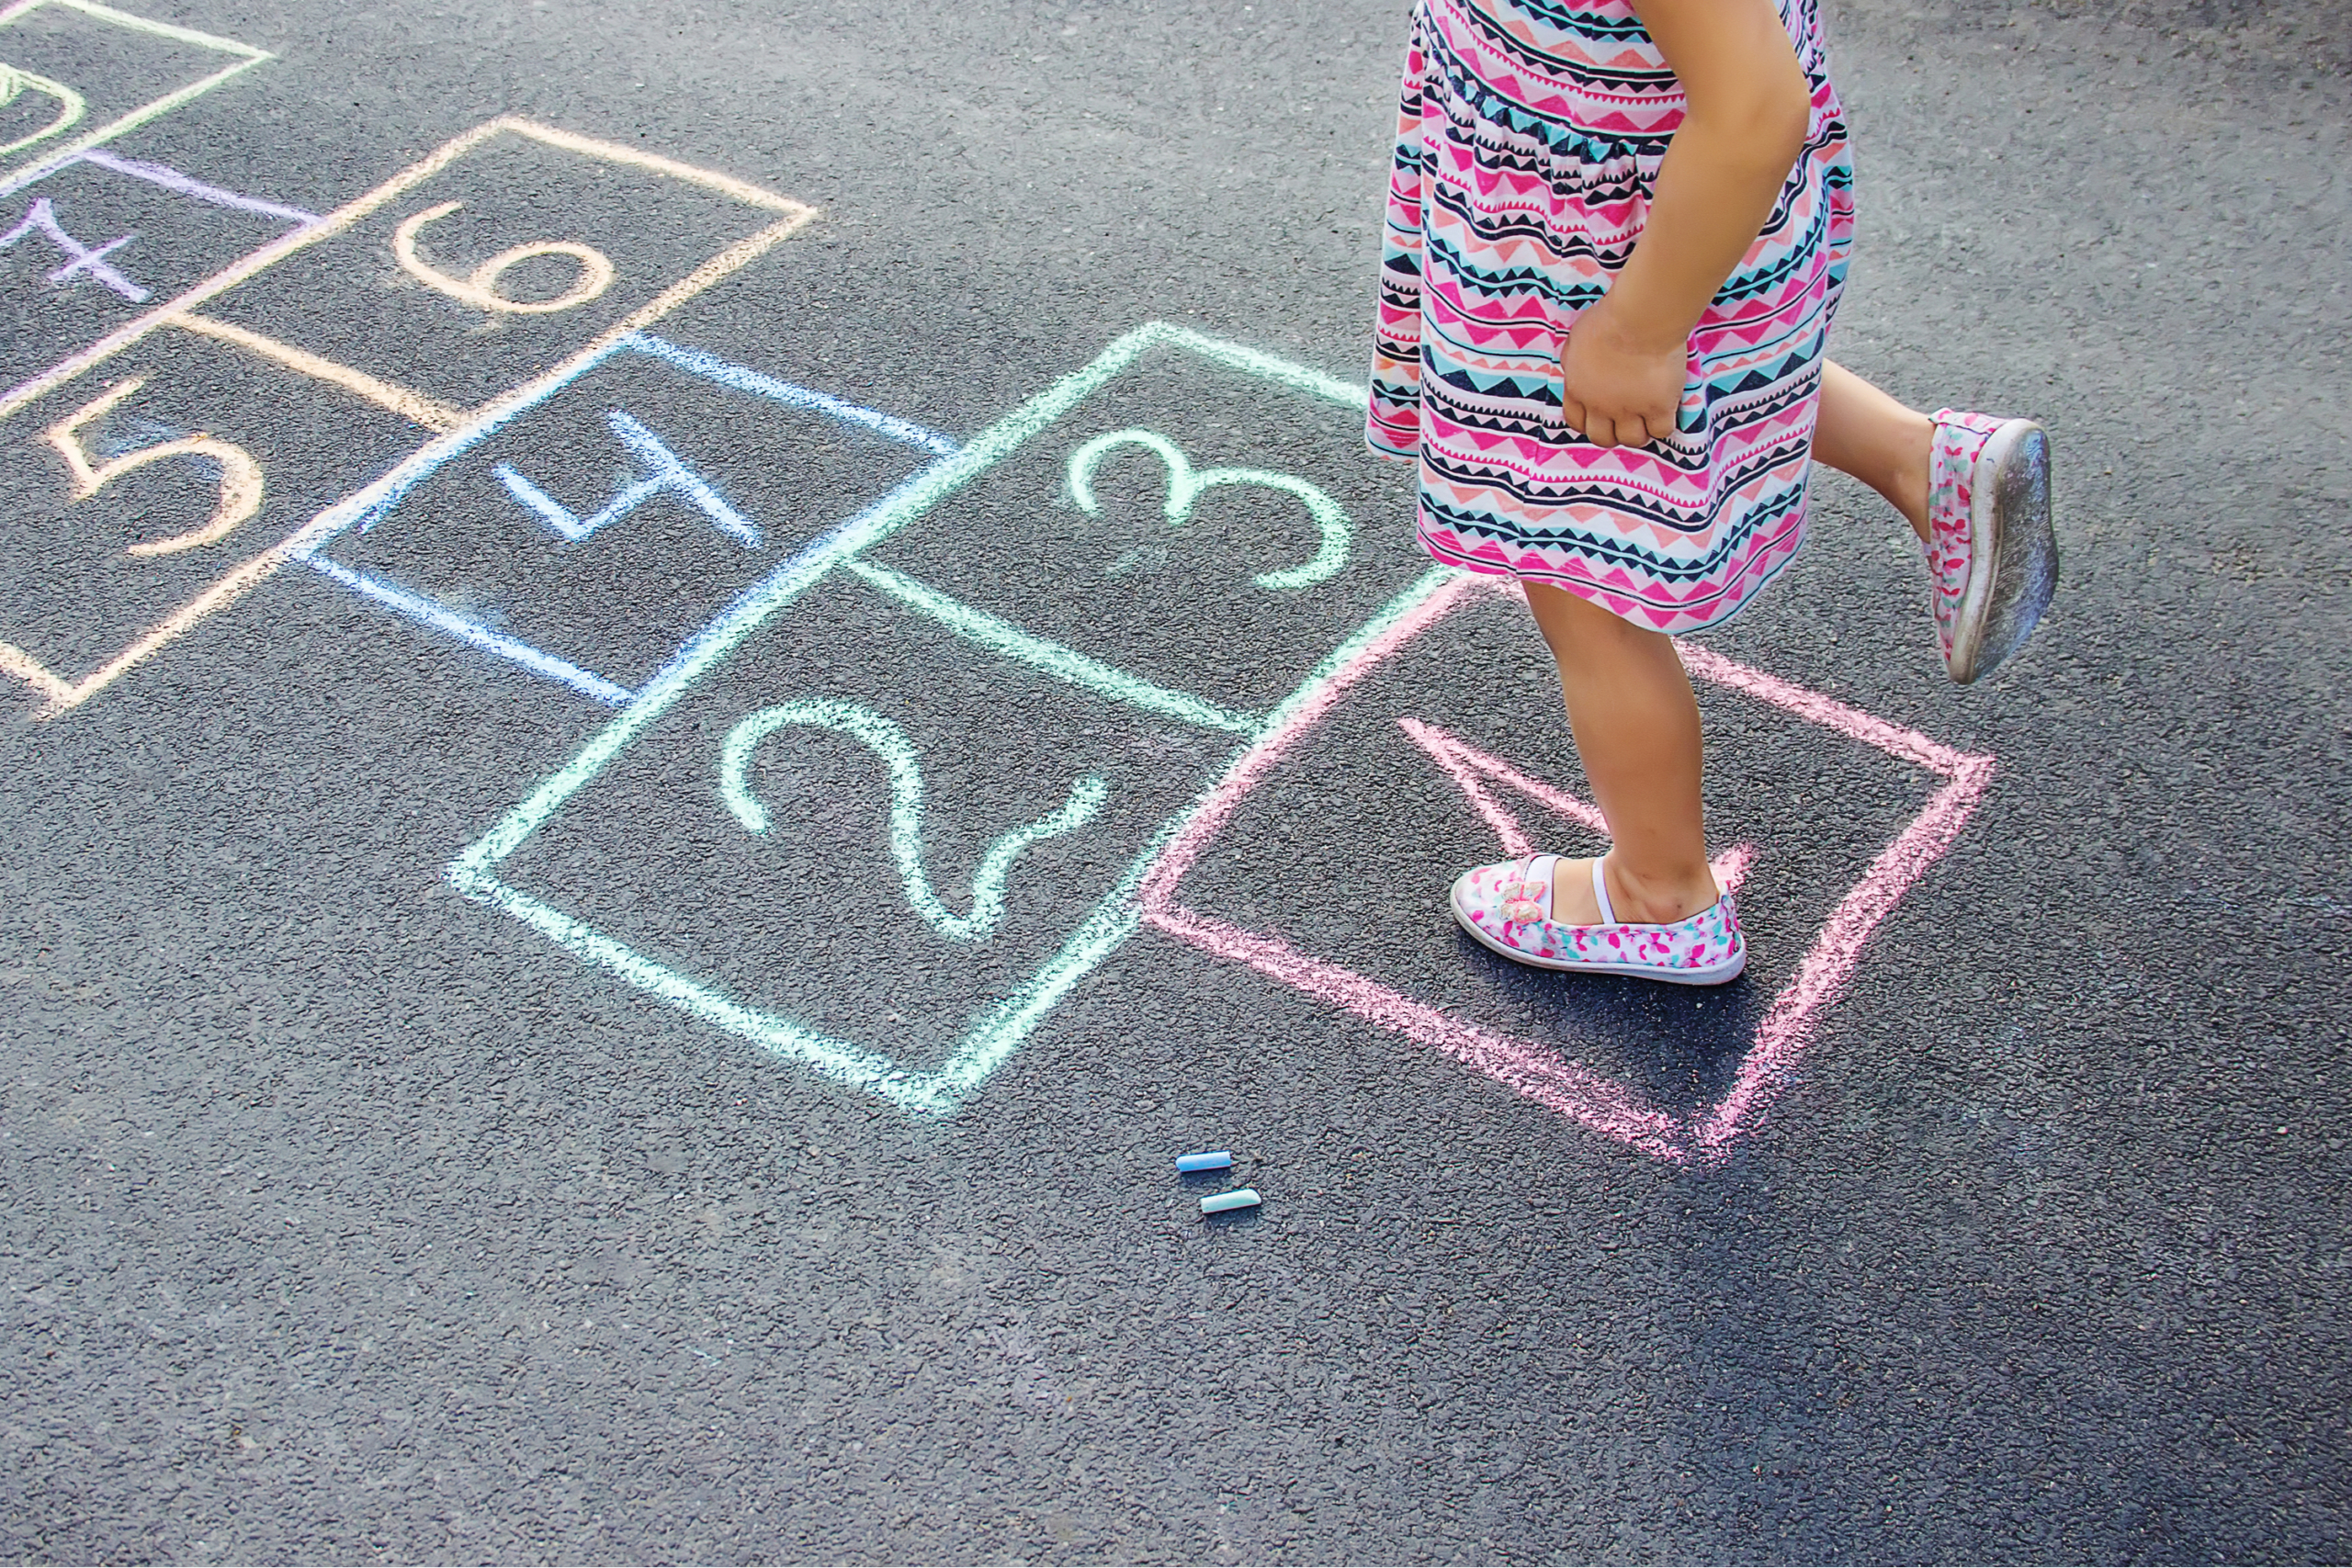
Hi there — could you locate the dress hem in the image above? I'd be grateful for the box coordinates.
[1415,516,1808,637]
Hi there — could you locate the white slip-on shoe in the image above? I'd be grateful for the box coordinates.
[1449,853,1747,987]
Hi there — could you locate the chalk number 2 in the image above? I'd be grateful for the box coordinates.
[719,700,1106,945]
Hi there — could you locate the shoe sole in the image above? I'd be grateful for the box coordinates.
[1448,874,1747,987]
[1949,418,2059,684]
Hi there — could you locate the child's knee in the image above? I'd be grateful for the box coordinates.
[1524,578,1647,660]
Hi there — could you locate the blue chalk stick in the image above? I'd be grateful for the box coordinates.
[1199,1188,1261,1215]
[1176,1150,1233,1172]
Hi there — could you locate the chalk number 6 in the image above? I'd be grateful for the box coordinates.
[393,201,616,315]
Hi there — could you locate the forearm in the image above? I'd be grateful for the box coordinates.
[1604,0,1813,350]
[1606,112,1808,348]
[1555,0,1815,448]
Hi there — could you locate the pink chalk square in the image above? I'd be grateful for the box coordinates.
[1136,575,1996,1165]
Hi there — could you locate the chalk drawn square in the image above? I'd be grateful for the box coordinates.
[481,572,1243,1077]
[0,0,270,194]
[1,151,311,394]
[0,331,424,712]
[300,333,954,705]
[862,351,1434,718]
[1138,575,1996,1165]
[447,322,1458,1115]
[171,119,817,425]
[0,118,813,716]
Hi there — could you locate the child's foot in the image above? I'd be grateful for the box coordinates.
[1925,410,2059,684]
[1448,854,1747,986]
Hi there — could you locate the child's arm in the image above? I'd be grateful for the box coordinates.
[1560,0,1814,449]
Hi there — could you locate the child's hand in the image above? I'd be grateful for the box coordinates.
[1559,294,1688,449]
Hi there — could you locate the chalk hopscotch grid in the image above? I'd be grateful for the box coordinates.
[0,0,272,196]
[0,17,2000,1155]
[0,116,817,717]
[444,321,1442,1117]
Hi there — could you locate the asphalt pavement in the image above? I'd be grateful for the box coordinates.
[0,0,2346,1559]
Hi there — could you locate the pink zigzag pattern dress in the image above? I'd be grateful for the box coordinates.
[1369,0,1855,633]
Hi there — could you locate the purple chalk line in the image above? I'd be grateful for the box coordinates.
[73,150,319,228]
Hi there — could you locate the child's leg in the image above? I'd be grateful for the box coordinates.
[1813,361,1933,540]
[1522,581,1720,926]
[1515,364,1935,930]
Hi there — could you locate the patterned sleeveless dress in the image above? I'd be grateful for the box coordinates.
[1368,0,1854,633]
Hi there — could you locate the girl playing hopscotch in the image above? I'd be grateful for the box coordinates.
[1370,0,2056,984]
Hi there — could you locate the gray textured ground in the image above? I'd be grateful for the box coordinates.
[1,0,2346,1561]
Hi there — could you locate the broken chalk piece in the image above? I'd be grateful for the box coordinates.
[1176,1150,1233,1173]
[1199,1188,1261,1216]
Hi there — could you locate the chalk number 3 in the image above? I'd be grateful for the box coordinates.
[1068,428,1353,590]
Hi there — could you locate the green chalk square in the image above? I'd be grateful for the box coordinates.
[475,570,1238,1096]
[447,322,1441,1115]
[857,346,1429,721]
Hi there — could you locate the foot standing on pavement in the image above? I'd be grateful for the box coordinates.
[1368,0,2058,986]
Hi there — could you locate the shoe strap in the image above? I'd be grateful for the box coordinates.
[1524,854,1560,919]
[1590,857,1616,925]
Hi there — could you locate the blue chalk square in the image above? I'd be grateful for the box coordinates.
[303,333,954,703]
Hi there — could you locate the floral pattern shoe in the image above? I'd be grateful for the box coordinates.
[1927,409,2059,684]
[1449,854,1747,987]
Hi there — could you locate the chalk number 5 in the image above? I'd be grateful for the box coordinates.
[47,378,264,558]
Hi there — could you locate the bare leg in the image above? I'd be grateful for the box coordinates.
[1814,361,1934,541]
[1522,581,1718,926]
[1513,362,1929,928]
